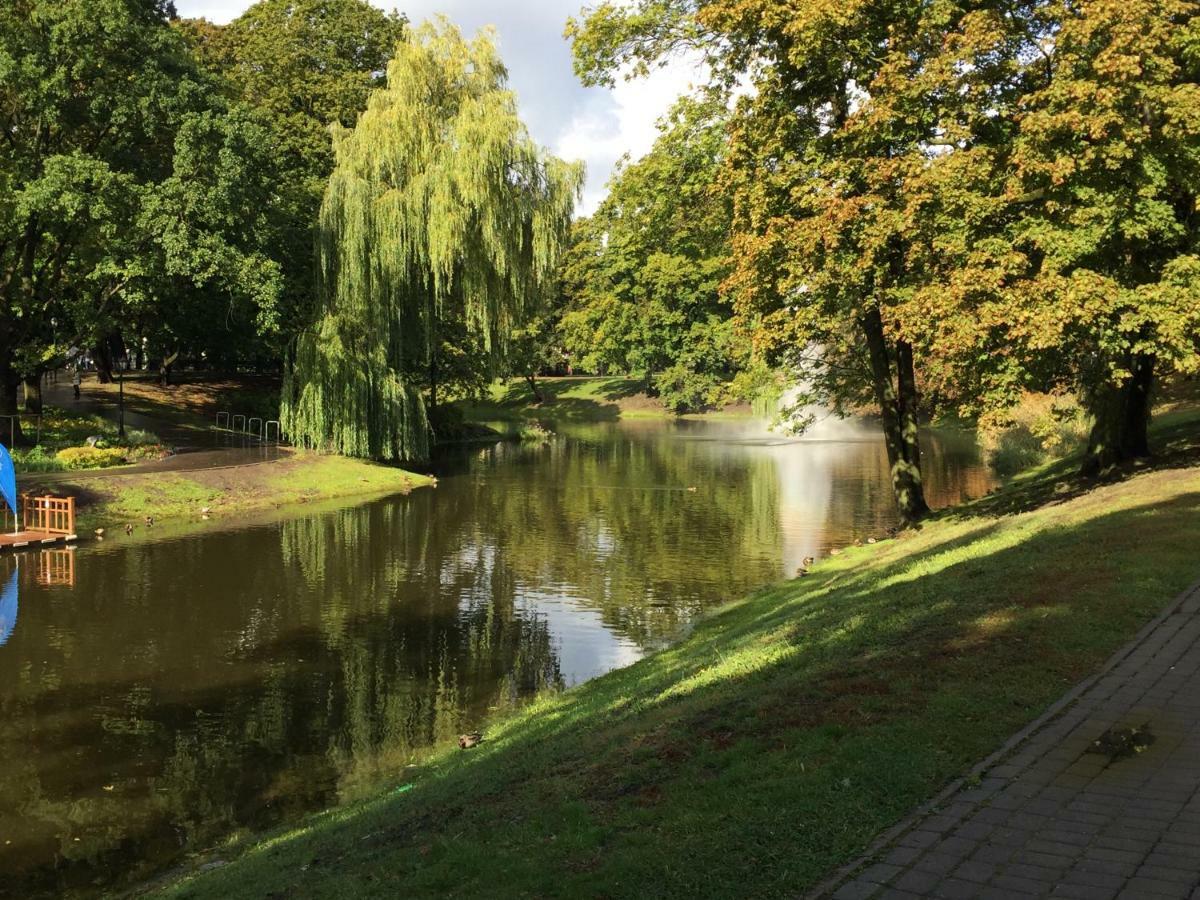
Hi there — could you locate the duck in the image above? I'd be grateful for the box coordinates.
[866,537,877,545]
[687,486,698,493]
[802,556,815,568]
[144,516,154,527]
[94,528,105,537]
[458,732,483,750]
[124,524,134,535]
[200,506,212,515]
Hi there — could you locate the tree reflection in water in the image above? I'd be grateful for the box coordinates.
[0,419,992,897]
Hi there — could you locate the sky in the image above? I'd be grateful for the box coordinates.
[174,0,704,214]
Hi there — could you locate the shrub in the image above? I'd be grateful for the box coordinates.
[121,427,161,447]
[980,393,1091,477]
[519,422,553,443]
[12,445,63,473]
[55,446,128,470]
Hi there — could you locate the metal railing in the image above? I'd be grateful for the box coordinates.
[214,412,285,444]
[0,414,42,447]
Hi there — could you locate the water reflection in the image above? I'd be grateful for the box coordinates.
[0,568,17,646]
[0,419,992,896]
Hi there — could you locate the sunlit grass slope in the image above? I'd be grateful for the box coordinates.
[164,421,1200,899]
[43,452,432,531]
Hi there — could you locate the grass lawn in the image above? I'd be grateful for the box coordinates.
[37,452,432,532]
[457,376,754,424]
[160,413,1200,899]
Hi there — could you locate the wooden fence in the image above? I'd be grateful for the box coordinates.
[21,496,76,536]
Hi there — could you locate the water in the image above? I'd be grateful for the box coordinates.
[0,418,993,896]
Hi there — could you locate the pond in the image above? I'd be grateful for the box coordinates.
[0,418,994,896]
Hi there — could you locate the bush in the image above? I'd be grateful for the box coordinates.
[980,393,1091,477]
[55,446,129,470]
[518,422,553,443]
[12,445,63,473]
[121,427,160,446]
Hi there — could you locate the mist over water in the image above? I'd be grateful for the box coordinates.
[0,418,992,897]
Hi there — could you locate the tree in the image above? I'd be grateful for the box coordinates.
[0,0,187,437]
[885,0,1200,476]
[569,2,1010,521]
[177,0,408,344]
[0,0,290,439]
[281,19,583,461]
[558,96,748,413]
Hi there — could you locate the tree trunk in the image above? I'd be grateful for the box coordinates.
[94,340,114,384]
[0,357,23,447]
[22,374,42,413]
[859,305,931,524]
[1082,353,1154,475]
[525,373,544,404]
[428,311,439,411]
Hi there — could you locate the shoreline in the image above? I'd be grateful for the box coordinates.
[24,451,434,534]
[160,418,1200,899]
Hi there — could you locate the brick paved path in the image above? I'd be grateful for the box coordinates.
[818,577,1200,900]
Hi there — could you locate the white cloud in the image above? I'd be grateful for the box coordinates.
[555,56,704,214]
[173,0,705,214]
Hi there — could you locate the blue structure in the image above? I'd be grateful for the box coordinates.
[0,568,16,646]
[0,443,16,522]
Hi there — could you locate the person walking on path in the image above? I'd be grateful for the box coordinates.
[71,368,81,400]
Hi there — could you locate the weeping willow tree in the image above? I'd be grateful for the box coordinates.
[282,19,584,461]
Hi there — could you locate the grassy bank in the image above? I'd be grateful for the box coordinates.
[456,376,753,424]
[161,418,1200,899]
[35,452,432,532]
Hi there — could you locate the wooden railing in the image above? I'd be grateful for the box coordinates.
[21,496,76,536]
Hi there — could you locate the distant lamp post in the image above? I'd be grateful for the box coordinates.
[116,351,130,440]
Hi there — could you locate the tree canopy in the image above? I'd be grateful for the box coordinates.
[179,0,408,341]
[281,19,584,461]
[559,95,749,413]
[0,0,285,424]
[568,0,1200,517]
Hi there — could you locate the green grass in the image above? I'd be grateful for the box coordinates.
[161,417,1200,899]
[456,376,754,423]
[39,452,432,531]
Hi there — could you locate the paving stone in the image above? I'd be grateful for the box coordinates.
[993,873,1053,895]
[1121,877,1193,898]
[971,843,1014,865]
[931,877,980,899]
[1135,864,1198,886]
[833,881,881,900]
[881,846,922,868]
[949,859,995,883]
[1053,883,1119,900]
[1011,849,1074,871]
[817,580,1200,900]
[893,868,941,894]
[912,853,960,876]
[857,863,902,885]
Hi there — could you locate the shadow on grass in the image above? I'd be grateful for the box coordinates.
[166,470,1200,900]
